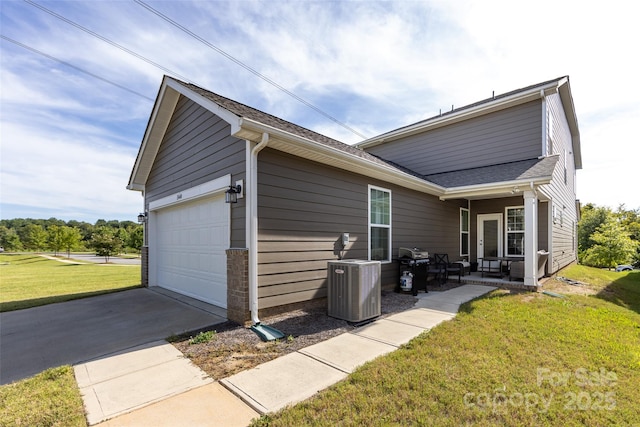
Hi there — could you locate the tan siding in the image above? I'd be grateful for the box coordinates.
[365,100,542,175]
[145,96,246,247]
[257,149,463,308]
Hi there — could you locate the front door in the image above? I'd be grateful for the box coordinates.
[477,214,502,259]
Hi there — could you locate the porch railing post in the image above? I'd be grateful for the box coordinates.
[523,189,538,286]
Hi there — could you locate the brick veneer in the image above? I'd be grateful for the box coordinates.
[141,246,149,287]
[226,248,250,325]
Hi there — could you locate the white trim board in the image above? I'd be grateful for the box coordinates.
[149,175,231,211]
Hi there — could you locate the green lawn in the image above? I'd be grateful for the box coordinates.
[0,254,141,312]
[0,366,86,427]
[254,268,640,426]
[1,262,638,426]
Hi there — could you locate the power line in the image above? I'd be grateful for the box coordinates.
[0,35,154,101]
[23,0,193,83]
[133,0,368,140]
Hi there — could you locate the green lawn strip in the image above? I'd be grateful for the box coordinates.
[254,289,640,426]
[0,254,141,312]
[0,366,86,427]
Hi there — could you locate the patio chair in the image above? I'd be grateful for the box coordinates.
[426,257,446,286]
[433,253,463,284]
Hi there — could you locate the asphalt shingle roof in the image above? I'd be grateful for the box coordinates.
[170,77,560,191]
[174,79,396,170]
[424,155,559,187]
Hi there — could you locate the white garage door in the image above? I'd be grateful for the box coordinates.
[155,194,228,308]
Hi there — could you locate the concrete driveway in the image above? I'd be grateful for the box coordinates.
[0,288,226,385]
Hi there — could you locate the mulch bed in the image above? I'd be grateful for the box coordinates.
[172,283,463,380]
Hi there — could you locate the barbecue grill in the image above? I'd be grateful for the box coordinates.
[397,247,430,295]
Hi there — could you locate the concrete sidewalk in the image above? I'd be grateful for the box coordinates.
[76,340,260,426]
[221,284,496,415]
[86,284,496,425]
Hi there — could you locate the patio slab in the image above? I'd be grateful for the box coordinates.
[420,284,497,305]
[299,333,397,373]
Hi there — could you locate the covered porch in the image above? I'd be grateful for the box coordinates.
[431,156,559,288]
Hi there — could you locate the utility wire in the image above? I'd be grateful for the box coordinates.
[133,0,368,140]
[23,0,193,83]
[1,34,154,101]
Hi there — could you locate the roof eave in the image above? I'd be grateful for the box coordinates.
[557,79,582,169]
[439,176,553,201]
[357,78,568,149]
[127,77,243,190]
[236,118,446,197]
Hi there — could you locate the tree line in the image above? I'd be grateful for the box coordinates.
[2,205,637,269]
[0,218,143,259]
[578,204,639,269]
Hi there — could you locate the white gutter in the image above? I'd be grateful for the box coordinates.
[235,117,446,197]
[439,177,552,200]
[248,132,269,325]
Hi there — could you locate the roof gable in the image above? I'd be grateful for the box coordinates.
[128,76,572,199]
[128,76,443,195]
[358,76,581,170]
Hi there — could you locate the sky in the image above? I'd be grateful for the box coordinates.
[1,0,639,223]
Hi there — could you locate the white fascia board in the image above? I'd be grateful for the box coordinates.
[127,77,243,191]
[236,118,446,197]
[127,79,179,190]
[148,175,230,211]
[164,78,242,135]
[557,80,582,169]
[439,177,553,201]
[358,81,564,149]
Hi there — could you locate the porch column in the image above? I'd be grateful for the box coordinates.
[523,189,538,286]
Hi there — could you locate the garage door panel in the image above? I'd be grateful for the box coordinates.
[154,194,228,308]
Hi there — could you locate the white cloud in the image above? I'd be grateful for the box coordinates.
[1,0,640,224]
[1,122,142,220]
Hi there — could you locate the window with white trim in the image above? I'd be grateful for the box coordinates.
[460,208,469,256]
[369,185,391,262]
[506,206,525,256]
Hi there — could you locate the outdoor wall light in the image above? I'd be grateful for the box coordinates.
[137,212,147,224]
[225,184,242,204]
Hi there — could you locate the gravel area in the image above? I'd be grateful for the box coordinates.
[171,289,421,380]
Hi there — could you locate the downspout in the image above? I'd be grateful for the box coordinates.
[248,132,269,325]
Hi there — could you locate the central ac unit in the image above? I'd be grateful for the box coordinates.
[327,260,381,322]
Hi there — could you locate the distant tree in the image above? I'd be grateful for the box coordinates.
[60,227,82,258]
[127,225,144,251]
[0,226,22,251]
[69,220,94,244]
[116,228,129,247]
[616,205,640,266]
[47,225,65,256]
[45,217,66,228]
[22,224,48,251]
[582,217,639,269]
[578,204,610,256]
[91,226,123,262]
